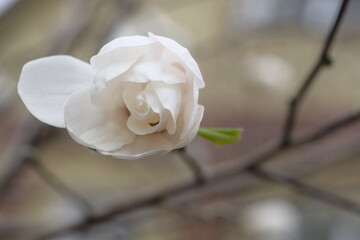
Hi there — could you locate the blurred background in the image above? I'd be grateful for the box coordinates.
[0,0,360,239]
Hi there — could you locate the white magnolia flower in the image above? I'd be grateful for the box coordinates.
[18,33,204,159]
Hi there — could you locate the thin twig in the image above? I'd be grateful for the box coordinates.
[0,118,41,201]
[244,109,360,169]
[26,152,93,217]
[178,148,207,184]
[296,110,360,145]
[281,0,350,147]
[35,185,195,240]
[248,166,360,215]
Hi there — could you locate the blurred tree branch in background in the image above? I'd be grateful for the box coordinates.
[0,0,103,205]
[281,0,350,147]
[26,152,93,217]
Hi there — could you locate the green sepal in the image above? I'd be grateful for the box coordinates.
[197,128,242,146]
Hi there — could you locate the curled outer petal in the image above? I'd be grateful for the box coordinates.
[18,55,95,127]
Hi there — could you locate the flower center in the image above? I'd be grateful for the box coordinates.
[148,114,160,126]
[134,92,148,113]
[123,82,166,135]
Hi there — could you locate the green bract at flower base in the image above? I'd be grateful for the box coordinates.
[197,128,242,146]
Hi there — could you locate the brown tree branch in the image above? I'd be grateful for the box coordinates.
[244,109,360,169]
[296,110,360,145]
[26,152,93,217]
[0,118,42,203]
[178,148,206,184]
[281,0,350,147]
[248,166,360,215]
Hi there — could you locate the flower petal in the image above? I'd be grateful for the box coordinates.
[180,77,199,139]
[175,105,204,148]
[98,58,139,81]
[150,81,181,119]
[128,61,185,84]
[90,36,157,71]
[64,88,135,151]
[91,74,127,110]
[150,81,181,134]
[126,83,167,135]
[127,112,163,135]
[102,133,173,160]
[18,55,95,127]
[148,32,205,88]
[97,36,155,55]
[122,83,149,119]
